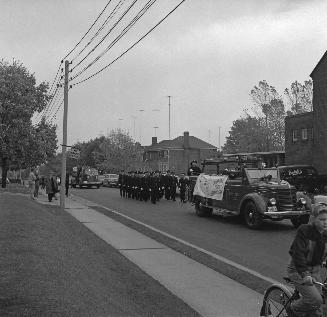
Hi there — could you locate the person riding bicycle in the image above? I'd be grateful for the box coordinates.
[286,205,327,317]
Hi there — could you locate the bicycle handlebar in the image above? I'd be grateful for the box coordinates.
[314,281,325,287]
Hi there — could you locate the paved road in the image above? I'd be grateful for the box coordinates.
[71,187,297,283]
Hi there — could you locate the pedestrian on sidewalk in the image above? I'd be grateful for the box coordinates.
[28,168,36,200]
[65,172,69,197]
[40,176,46,195]
[46,172,58,202]
[34,170,40,198]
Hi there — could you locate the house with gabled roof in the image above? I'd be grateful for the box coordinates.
[143,131,217,174]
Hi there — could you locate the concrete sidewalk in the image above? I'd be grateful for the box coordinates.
[36,194,263,317]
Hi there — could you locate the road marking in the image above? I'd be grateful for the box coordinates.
[70,195,280,286]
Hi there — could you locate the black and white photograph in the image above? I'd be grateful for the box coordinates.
[1,0,327,316]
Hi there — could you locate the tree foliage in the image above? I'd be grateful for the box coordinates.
[284,80,313,114]
[67,129,143,173]
[224,80,288,153]
[0,59,57,187]
[250,81,286,151]
[222,115,267,153]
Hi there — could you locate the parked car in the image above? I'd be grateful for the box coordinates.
[103,174,119,187]
[277,165,327,194]
[98,174,106,186]
[191,159,312,229]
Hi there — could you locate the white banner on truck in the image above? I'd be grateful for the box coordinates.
[193,174,228,201]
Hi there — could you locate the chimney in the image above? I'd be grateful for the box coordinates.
[183,131,190,148]
[152,137,157,145]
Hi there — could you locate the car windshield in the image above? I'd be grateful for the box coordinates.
[245,168,279,184]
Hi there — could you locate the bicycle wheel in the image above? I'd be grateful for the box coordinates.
[260,284,293,317]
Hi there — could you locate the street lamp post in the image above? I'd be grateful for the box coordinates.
[138,109,145,144]
[118,118,123,130]
[167,96,171,140]
[153,126,159,137]
[131,115,136,141]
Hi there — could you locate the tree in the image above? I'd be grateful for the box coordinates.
[222,115,267,153]
[284,80,313,114]
[69,129,143,173]
[0,59,56,187]
[250,80,285,151]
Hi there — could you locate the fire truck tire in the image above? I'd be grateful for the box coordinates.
[195,200,213,217]
[243,201,263,229]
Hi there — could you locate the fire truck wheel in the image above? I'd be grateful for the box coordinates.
[243,201,263,229]
[195,200,213,217]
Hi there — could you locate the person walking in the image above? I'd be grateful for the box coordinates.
[65,172,70,197]
[28,168,36,200]
[170,171,178,202]
[118,170,125,198]
[46,172,57,202]
[34,170,40,198]
[179,173,189,203]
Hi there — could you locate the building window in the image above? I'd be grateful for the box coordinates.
[292,129,299,142]
[301,128,308,140]
[159,150,168,158]
[161,163,168,172]
[308,127,313,140]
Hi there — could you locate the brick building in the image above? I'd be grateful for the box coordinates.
[285,51,327,174]
[143,131,217,174]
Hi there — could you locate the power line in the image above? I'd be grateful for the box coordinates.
[71,0,126,63]
[34,62,63,124]
[48,98,64,124]
[72,0,187,87]
[61,0,113,61]
[42,87,64,122]
[37,83,63,122]
[72,0,157,81]
[71,0,139,73]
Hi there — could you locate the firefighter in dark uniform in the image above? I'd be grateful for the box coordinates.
[149,171,159,204]
[131,171,137,199]
[144,171,151,202]
[187,160,202,176]
[187,160,202,202]
[118,170,124,197]
[126,172,132,198]
[179,172,189,203]
[164,170,171,200]
[170,171,178,201]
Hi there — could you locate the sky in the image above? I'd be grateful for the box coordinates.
[1,0,327,149]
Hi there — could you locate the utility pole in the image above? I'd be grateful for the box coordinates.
[60,60,69,209]
[218,126,221,152]
[131,115,136,140]
[118,118,123,130]
[138,109,145,144]
[167,96,171,140]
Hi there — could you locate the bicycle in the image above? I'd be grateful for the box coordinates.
[260,276,327,316]
[260,201,327,316]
